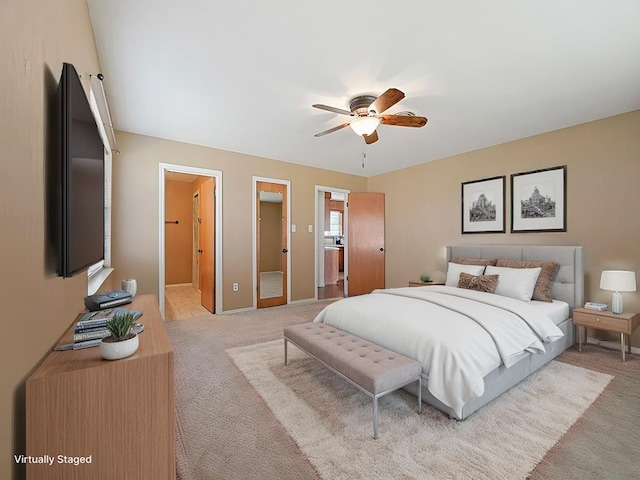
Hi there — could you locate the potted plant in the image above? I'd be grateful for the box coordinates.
[100,312,139,360]
[420,274,432,283]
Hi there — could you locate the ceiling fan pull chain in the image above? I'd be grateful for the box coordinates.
[362,143,366,168]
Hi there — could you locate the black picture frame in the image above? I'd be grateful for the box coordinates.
[461,175,506,234]
[510,165,567,233]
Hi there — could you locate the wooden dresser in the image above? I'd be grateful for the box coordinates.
[25,295,175,480]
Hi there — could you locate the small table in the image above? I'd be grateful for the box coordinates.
[408,281,446,287]
[572,307,639,362]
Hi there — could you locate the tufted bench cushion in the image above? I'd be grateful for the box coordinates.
[283,322,422,438]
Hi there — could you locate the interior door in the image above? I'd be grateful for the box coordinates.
[199,177,215,313]
[257,181,288,308]
[347,192,385,296]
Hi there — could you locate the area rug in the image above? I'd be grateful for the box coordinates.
[227,340,613,480]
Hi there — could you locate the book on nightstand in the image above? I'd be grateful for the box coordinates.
[584,302,608,311]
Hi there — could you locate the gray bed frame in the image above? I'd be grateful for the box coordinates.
[404,244,584,420]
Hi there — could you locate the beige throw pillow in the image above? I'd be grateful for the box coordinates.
[451,257,498,266]
[495,260,558,302]
[458,272,499,293]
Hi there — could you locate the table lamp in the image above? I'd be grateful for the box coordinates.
[600,270,637,314]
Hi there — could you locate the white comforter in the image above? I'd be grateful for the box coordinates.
[313,286,564,417]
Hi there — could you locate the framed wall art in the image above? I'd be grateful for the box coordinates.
[510,165,566,233]
[461,175,505,234]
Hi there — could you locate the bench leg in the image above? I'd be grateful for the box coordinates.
[417,377,422,414]
[373,396,379,440]
[284,338,288,366]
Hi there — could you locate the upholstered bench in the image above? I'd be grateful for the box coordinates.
[283,322,422,439]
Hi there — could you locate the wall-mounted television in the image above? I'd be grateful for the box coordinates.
[57,62,105,277]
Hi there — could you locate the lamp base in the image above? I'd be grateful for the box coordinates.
[611,291,623,314]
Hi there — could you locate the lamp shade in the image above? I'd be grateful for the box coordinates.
[350,116,380,136]
[600,270,637,292]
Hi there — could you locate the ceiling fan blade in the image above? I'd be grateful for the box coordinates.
[380,114,428,128]
[369,88,405,114]
[314,122,350,137]
[364,130,378,144]
[312,104,354,116]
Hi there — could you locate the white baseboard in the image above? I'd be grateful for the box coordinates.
[222,297,324,314]
[222,306,256,315]
[586,336,640,355]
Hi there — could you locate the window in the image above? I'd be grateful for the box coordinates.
[329,210,342,236]
[87,79,115,294]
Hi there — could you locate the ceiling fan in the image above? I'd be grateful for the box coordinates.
[312,88,427,144]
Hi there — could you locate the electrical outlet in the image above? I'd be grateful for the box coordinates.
[232,282,238,292]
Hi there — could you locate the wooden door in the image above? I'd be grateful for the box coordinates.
[192,191,200,289]
[199,177,215,313]
[257,181,288,308]
[347,192,385,296]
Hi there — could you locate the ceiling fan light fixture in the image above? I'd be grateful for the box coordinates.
[350,115,380,137]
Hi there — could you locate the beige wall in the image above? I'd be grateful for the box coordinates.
[369,110,640,346]
[111,131,368,311]
[0,0,102,478]
[165,181,193,284]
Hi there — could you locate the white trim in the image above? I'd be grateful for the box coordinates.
[89,75,118,154]
[159,163,223,317]
[253,176,291,308]
[314,185,350,300]
[86,88,113,294]
[87,267,114,296]
[586,336,640,355]
[221,306,256,315]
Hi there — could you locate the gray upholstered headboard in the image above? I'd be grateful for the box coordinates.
[446,245,584,310]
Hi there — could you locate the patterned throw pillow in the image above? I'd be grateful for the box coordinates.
[495,260,558,302]
[451,257,498,266]
[458,272,500,293]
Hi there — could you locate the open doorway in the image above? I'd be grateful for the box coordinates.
[315,185,349,300]
[159,164,223,318]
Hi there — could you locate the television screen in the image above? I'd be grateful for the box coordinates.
[59,63,105,277]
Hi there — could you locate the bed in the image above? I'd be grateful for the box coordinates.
[313,245,583,420]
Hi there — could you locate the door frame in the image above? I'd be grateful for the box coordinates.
[253,176,291,309]
[314,185,350,299]
[192,190,200,289]
[159,163,223,317]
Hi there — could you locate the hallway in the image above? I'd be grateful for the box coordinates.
[317,272,345,300]
[165,285,210,321]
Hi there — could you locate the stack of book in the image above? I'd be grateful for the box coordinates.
[584,302,608,311]
[57,307,143,350]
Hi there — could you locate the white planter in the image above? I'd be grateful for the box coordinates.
[100,334,139,360]
[121,278,137,297]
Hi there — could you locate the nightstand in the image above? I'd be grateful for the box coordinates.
[572,307,640,362]
[408,281,446,287]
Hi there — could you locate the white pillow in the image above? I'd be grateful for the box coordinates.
[445,263,486,287]
[484,265,542,302]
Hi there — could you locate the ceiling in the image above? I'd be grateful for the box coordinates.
[87,1,640,177]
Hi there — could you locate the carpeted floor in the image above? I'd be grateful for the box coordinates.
[165,300,640,480]
[227,340,611,479]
